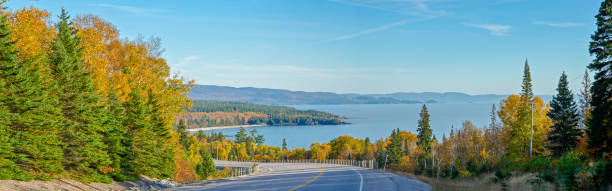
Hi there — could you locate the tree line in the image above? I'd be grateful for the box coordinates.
[178,100,346,128]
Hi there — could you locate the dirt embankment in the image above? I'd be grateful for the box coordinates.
[0,176,179,191]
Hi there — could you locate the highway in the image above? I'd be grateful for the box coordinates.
[169,161,431,191]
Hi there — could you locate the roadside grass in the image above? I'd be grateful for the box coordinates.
[393,171,557,191]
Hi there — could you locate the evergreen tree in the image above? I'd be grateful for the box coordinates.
[385,129,402,168]
[101,89,127,180]
[509,60,536,155]
[177,119,189,150]
[547,72,581,157]
[0,10,63,179]
[579,69,592,129]
[49,9,110,182]
[417,104,433,155]
[147,89,175,178]
[490,104,498,129]
[0,82,19,179]
[0,12,18,180]
[362,137,371,160]
[521,59,534,102]
[123,88,156,177]
[282,138,287,151]
[588,0,612,157]
[195,150,216,179]
[235,127,247,143]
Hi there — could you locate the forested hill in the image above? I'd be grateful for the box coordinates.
[189,85,551,105]
[177,101,347,128]
[189,85,418,105]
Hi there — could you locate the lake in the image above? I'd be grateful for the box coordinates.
[199,103,496,149]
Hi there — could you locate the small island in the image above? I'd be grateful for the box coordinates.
[176,100,347,130]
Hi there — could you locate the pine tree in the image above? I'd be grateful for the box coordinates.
[101,89,127,180]
[123,88,156,177]
[417,104,433,155]
[547,72,581,157]
[588,0,612,157]
[282,138,287,151]
[49,9,110,182]
[0,10,63,179]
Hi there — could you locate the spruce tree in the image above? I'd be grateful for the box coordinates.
[101,89,127,180]
[521,59,534,102]
[49,9,110,182]
[588,0,612,157]
[417,104,433,155]
[579,69,592,129]
[195,150,216,179]
[147,89,175,178]
[0,12,17,179]
[0,10,63,179]
[547,72,581,157]
[282,138,287,152]
[123,88,156,177]
[385,129,402,168]
[510,60,535,155]
[0,82,19,179]
[177,119,189,150]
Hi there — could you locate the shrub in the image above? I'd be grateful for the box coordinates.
[458,170,472,179]
[557,151,583,190]
[522,155,551,173]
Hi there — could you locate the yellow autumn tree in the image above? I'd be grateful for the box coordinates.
[7,6,56,77]
[498,95,552,157]
[73,15,118,96]
[310,142,331,160]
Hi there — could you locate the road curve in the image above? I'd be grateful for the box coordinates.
[168,161,431,191]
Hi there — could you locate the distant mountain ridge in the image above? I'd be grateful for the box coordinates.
[189,85,552,105]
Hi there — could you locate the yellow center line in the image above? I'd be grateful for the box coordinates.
[288,169,324,191]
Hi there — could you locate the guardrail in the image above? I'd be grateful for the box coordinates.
[225,163,260,177]
[222,159,378,169]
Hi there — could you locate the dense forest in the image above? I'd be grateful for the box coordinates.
[176,100,346,128]
[0,5,219,183]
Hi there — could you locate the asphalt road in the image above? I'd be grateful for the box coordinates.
[169,161,431,191]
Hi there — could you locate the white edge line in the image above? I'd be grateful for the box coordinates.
[352,169,363,191]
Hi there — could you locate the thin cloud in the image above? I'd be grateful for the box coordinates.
[178,55,199,67]
[533,21,584,28]
[91,4,169,14]
[330,0,447,19]
[326,19,412,42]
[466,24,511,36]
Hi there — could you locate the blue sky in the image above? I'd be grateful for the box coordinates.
[7,0,600,95]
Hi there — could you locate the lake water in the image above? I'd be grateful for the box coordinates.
[199,103,496,149]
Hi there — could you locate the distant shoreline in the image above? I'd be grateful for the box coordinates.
[185,124,267,132]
